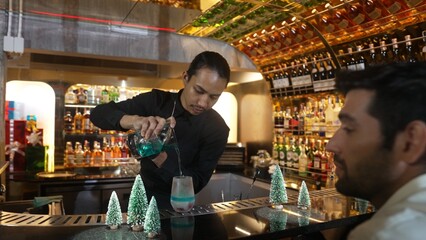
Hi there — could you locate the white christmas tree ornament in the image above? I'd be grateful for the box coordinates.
[106,191,123,230]
[127,175,149,231]
[144,196,161,238]
[269,164,288,209]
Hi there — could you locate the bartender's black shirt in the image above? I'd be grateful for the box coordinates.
[90,89,229,208]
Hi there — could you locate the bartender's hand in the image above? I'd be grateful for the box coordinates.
[120,115,176,139]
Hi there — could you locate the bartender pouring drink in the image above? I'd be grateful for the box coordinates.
[90,51,230,209]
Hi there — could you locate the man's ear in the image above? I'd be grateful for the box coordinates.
[182,72,189,85]
[398,120,426,164]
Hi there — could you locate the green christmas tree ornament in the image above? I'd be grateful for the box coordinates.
[144,197,161,238]
[127,175,149,231]
[269,164,288,209]
[106,191,123,229]
[297,180,311,209]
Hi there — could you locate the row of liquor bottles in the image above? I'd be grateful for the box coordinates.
[273,93,343,138]
[272,134,335,183]
[234,0,426,60]
[64,84,149,105]
[64,136,130,168]
[265,33,423,92]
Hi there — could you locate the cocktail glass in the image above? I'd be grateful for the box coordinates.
[170,176,195,212]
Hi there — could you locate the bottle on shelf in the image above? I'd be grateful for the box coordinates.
[325,53,336,79]
[76,87,88,104]
[391,38,403,63]
[278,136,286,168]
[64,111,74,134]
[64,141,75,167]
[83,140,92,166]
[103,137,112,163]
[92,141,103,166]
[74,110,83,134]
[355,45,366,70]
[311,57,320,81]
[403,35,417,62]
[101,86,110,104]
[368,42,379,66]
[82,109,92,134]
[346,47,357,71]
[298,139,308,177]
[379,40,391,64]
[74,142,84,166]
[87,86,96,105]
[65,88,77,104]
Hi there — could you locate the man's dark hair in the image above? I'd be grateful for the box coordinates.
[186,51,231,83]
[335,62,426,149]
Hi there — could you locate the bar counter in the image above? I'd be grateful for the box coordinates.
[1,166,374,239]
[1,187,373,239]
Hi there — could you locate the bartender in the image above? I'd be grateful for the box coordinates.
[90,51,230,209]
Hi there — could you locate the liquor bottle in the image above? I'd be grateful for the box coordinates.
[298,140,308,177]
[326,3,356,32]
[64,141,75,167]
[279,29,293,47]
[338,49,348,70]
[284,106,292,131]
[319,140,329,182]
[82,109,92,134]
[287,137,295,170]
[304,101,313,136]
[363,0,385,20]
[391,38,402,63]
[83,140,92,166]
[404,35,417,62]
[293,138,301,171]
[278,136,286,168]
[272,135,279,162]
[101,86,110,104]
[405,0,425,8]
[379,41,390,64]
[64,88,77,104]
[355,45,366,70]
[291,106,299,135]
[86,86,96,105]
[92,141,103,166]
[74,110,83,134]
[311,57,320,81]
[318,58,327,80]
[368,43,378,66]
[380,0,409,15]
[64,111,74,134]
[298,103,306,136]
[119,140,129,159]
[325,53,336,79]
[325,96,335,138]
[109,86,119,102]
[318,100,326,137]
[346,48,357,71]
[312,139,322,179]
[345,1,372,27]
[94,85,103,104]
[267,32,283,51]
[74,142,84,166]
[76,87,88,104]
[103,137,112,163]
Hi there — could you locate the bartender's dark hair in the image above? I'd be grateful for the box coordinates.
[186,51,231,83]
[335,62,426,150]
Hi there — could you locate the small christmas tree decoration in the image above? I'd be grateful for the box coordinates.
[144,197,161,238]
[269,209,288,232]
[106,191,123,230]
[127,175,149,231]
[298,210,311,227]
[297,181,311,209]
[269,164,288,209]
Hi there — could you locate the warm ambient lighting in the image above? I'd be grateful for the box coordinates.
[27,10,176,32]
[235,226,251,236]
[281,208,324,223]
